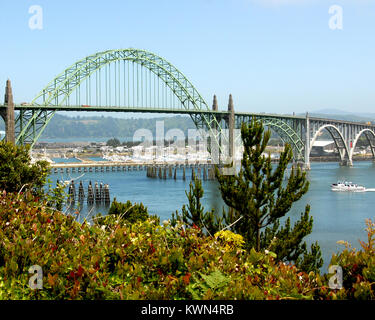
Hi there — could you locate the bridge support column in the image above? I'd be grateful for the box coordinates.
[212,95,221,164]
[304,112,311,170]
[341,139,353,167]
[0,80,15,144]
[340,158,353,167]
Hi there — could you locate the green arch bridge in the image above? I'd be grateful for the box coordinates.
[1,48,375,168]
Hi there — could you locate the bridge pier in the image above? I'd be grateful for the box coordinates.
[212,95,221,164]
[340,159,353,167]
[0,80,15,144]
[292,162,310,172]
[304,112,311,170]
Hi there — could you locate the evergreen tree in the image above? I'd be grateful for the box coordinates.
[172,178,223,235]
[106,138,121,147]
[215,119,323,273]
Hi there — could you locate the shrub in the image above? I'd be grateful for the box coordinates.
[0,191,323,300]
[0,190,374,300]
[0,142,50,194]
[324,219,375,300]
[94,198,159,227]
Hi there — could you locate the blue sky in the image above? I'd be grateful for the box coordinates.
[0,0,374,115]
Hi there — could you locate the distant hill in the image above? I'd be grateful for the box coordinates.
[39,114,196,141]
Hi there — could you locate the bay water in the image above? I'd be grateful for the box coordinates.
[48,160,375,273]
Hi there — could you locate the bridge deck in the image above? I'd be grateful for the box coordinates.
[1,104,374,127]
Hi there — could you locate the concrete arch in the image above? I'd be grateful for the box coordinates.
[350,128,375,160]
[310,124,351,165]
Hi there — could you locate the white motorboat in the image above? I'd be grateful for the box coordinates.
[331,181,366,192]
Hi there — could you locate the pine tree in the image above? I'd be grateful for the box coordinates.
[172,178,223,235]
[215,119,323,273]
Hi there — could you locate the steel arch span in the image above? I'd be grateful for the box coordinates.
[232,115,305,162]
[16,48,225,148]
[261,118,305,162]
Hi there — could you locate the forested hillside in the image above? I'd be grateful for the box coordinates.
[40,114,196,139]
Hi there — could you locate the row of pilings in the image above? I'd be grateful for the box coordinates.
[53,164,150,174]
[52,163,218,175]
[146,164,216,181]
[62,180,110,205]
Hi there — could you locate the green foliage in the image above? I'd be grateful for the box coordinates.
[0,191,374,300]
[44,180,66,211]
[325,219,375,300]
[95,198,159,227]
[172,178,224,235]
[0,191,326,300]
[187,270,230,299]
[215,119,323,273]
[0,141,50,194]
[106,138,121,147]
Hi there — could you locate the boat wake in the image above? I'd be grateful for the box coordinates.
[364,188,375,192]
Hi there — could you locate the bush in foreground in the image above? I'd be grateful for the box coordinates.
[325,219,375,300]
[0,190,374,300]
[0,191,323,300]
[0,142,49,194]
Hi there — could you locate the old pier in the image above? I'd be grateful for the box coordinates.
[62,179,110,205]
[146,163,216,181]
[51,161,217,181]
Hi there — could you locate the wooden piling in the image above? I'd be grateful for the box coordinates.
[78,181,85,202]
[168,166,172,178]
[87,181,94,204]
[99,183,103,202]
[104,184,110,205]
[95,182,100,203]
[68,180,76,203]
